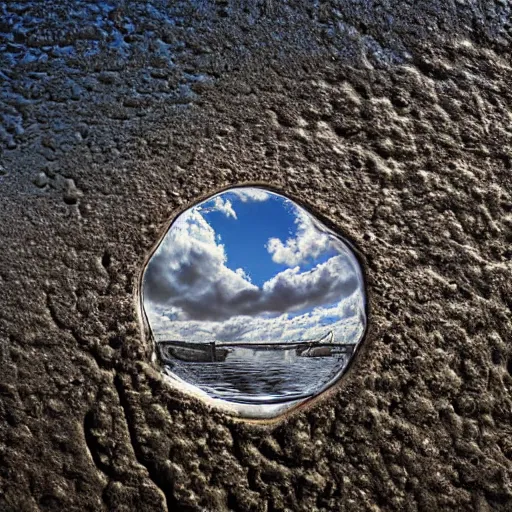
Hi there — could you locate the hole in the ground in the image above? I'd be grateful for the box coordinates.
[491,348,502,365]
[141,186,368,418]
[109,335,122,349]
[63,195,78,205]
[102,251,112,268]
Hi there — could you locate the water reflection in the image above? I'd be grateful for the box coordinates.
[142,187,366,416]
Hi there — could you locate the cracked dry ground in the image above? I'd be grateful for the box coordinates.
[1,1,512,511]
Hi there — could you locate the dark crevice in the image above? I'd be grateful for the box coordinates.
[227,426,266,493]
[39,494,62,511]
[63,195,78,205]
[46,295,69,332]
[246,467,261,494]
[227,492,238,511]
[108,335,123,349]
[83,408,116,479]
[114,373,183,512]
[101,251,112,268]
[491,348,501,365]
[483,490,512,508]
[388,398,399,415]
[226,424,246,465]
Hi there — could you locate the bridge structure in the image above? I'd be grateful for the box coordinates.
[157,335,355,363]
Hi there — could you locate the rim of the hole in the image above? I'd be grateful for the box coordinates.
[135,182,372,423]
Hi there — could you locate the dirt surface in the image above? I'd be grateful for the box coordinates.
[1,1,512,511]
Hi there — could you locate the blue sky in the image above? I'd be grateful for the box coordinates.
[200,190,338,287]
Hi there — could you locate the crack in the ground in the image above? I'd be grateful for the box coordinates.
[113,373,177,512]
[83,407,116,481]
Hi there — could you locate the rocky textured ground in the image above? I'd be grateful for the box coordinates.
[1,1,512,511]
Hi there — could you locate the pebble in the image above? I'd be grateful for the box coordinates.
[33,171,49,188]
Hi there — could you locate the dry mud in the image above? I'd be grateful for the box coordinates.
[1,1,512,511]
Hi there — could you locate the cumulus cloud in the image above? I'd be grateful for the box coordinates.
[143,208,257,321]
[201,196,237,219]
[245,255,358,317]
[266,208,333,266]
[144,208,358,323]
[231,188,270,202]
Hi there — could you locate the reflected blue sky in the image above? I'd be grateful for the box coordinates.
[143,187,366,343]
[200,190,338,287]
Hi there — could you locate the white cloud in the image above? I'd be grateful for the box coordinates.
[214,196,237,219]
[143,208,258,320]
[266,208,332,266]
[144,206,358,322]
[255,254,357,316]
[201,196,238,219]
[231,188,270,202]
[235,267,251,282]
[149,293,365,344]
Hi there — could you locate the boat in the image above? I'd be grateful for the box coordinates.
[158,341,231,363]
[296,331,336,358]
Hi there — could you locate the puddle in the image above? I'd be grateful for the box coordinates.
[142,187,367,418]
